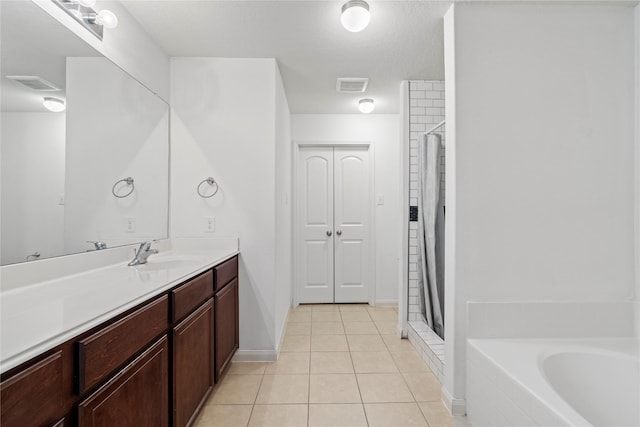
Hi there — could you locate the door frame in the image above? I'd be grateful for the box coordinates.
[292,140,376,307]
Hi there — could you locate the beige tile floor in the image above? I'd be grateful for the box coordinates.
[195,304,471,427]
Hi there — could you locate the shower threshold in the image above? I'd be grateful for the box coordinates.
[408,320,445,383]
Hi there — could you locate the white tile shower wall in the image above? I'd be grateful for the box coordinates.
[408,80,446,321]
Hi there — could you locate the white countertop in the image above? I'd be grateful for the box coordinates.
[0,238,239,374]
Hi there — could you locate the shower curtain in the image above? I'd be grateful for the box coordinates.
[417,133,445,339]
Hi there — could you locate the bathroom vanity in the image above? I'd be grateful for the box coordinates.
[0,240,239,427]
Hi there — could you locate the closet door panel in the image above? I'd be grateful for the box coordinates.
[297,147,334,303]
[334,147,370,303]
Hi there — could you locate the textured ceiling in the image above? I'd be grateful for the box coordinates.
[120,1,452,114]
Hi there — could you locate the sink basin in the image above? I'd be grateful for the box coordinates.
[146,253,209,263]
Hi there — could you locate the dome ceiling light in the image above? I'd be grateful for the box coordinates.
[43,97,66,113]
[358,98,375,114]
[341,0,370,33]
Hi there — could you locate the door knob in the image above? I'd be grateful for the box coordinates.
[326,230,332,237]
[336,230,342,236]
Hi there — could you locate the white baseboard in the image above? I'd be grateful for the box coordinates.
[374,299,399,307]
[442,385,466,416]
[232,349,278,362]
[275,308,290,358]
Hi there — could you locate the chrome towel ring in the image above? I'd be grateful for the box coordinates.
[197,177,219,198]
[112,177,135,198]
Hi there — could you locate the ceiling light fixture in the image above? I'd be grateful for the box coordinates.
[43,97,66,113]
[358,98,375,114]
[341,0,370,33]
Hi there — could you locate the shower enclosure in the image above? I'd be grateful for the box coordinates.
[402,79,446,381]
[417,131,445,339]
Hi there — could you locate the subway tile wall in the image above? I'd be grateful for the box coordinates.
[408,80,446,321]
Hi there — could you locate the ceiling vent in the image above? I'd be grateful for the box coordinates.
[5,76,61,92]
[336,77,369,93]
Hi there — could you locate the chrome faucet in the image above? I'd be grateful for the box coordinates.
[128,242,159,266]
[88,241,107,250]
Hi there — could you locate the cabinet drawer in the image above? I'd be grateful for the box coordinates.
[1,350,64,427]
[214,256,238,291]
[171,270,213,322]
[76,295,168,394]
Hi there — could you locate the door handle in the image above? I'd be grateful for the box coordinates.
[326,230,332,237]
[336,230,342,236]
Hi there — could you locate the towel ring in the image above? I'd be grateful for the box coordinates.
[112,177,135,198]
[197,177,219,198]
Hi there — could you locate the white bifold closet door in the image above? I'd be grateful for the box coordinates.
[298,146,370,304]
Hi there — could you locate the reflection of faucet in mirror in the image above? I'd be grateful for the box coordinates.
[25,252,40,262]
[128,242,159,266]
[87,241,107,250]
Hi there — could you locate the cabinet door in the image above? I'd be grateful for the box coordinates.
[214,278,239,381]
[77,336,169,427]
[172,300,214,427]
[1,351,64,427]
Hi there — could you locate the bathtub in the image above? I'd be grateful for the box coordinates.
[467,339,640,427]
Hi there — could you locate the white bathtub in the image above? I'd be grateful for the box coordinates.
[467,339,640,427]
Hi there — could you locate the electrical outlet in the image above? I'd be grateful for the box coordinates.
[205,216,215,233]
[376,194,385,205]
[125,216,136,233]
[57,194,65,205]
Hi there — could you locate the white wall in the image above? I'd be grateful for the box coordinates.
[171,58,291,356]
[1,113,66,264]
[291,114,402,304]
[635,4,640,335]
[444,3,636,410]
[274,64,293,350]
[33,0,169,100]
[443,7,462,412]
[64,57,169,254]
[635,5,640,297]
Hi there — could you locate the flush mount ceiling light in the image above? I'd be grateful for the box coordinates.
[43,97,66,112]
[52,0,119,39]
[341,0,370,32]
[358,98,375,114]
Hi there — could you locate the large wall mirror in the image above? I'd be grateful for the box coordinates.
[1,1,169,266]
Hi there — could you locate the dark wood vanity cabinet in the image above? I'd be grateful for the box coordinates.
[0,350,68,427]
[171,271,215,427]
[214,258,239,381]
[77,337,169,427]
[76,296,169,395]
[0,256,239,427]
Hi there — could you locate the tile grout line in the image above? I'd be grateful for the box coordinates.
[307,341,311,427]
[245,366,266,426]
[347,314,370,426]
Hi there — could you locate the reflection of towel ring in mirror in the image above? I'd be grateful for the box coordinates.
[112,177,135,198]
[197,177,219,198]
